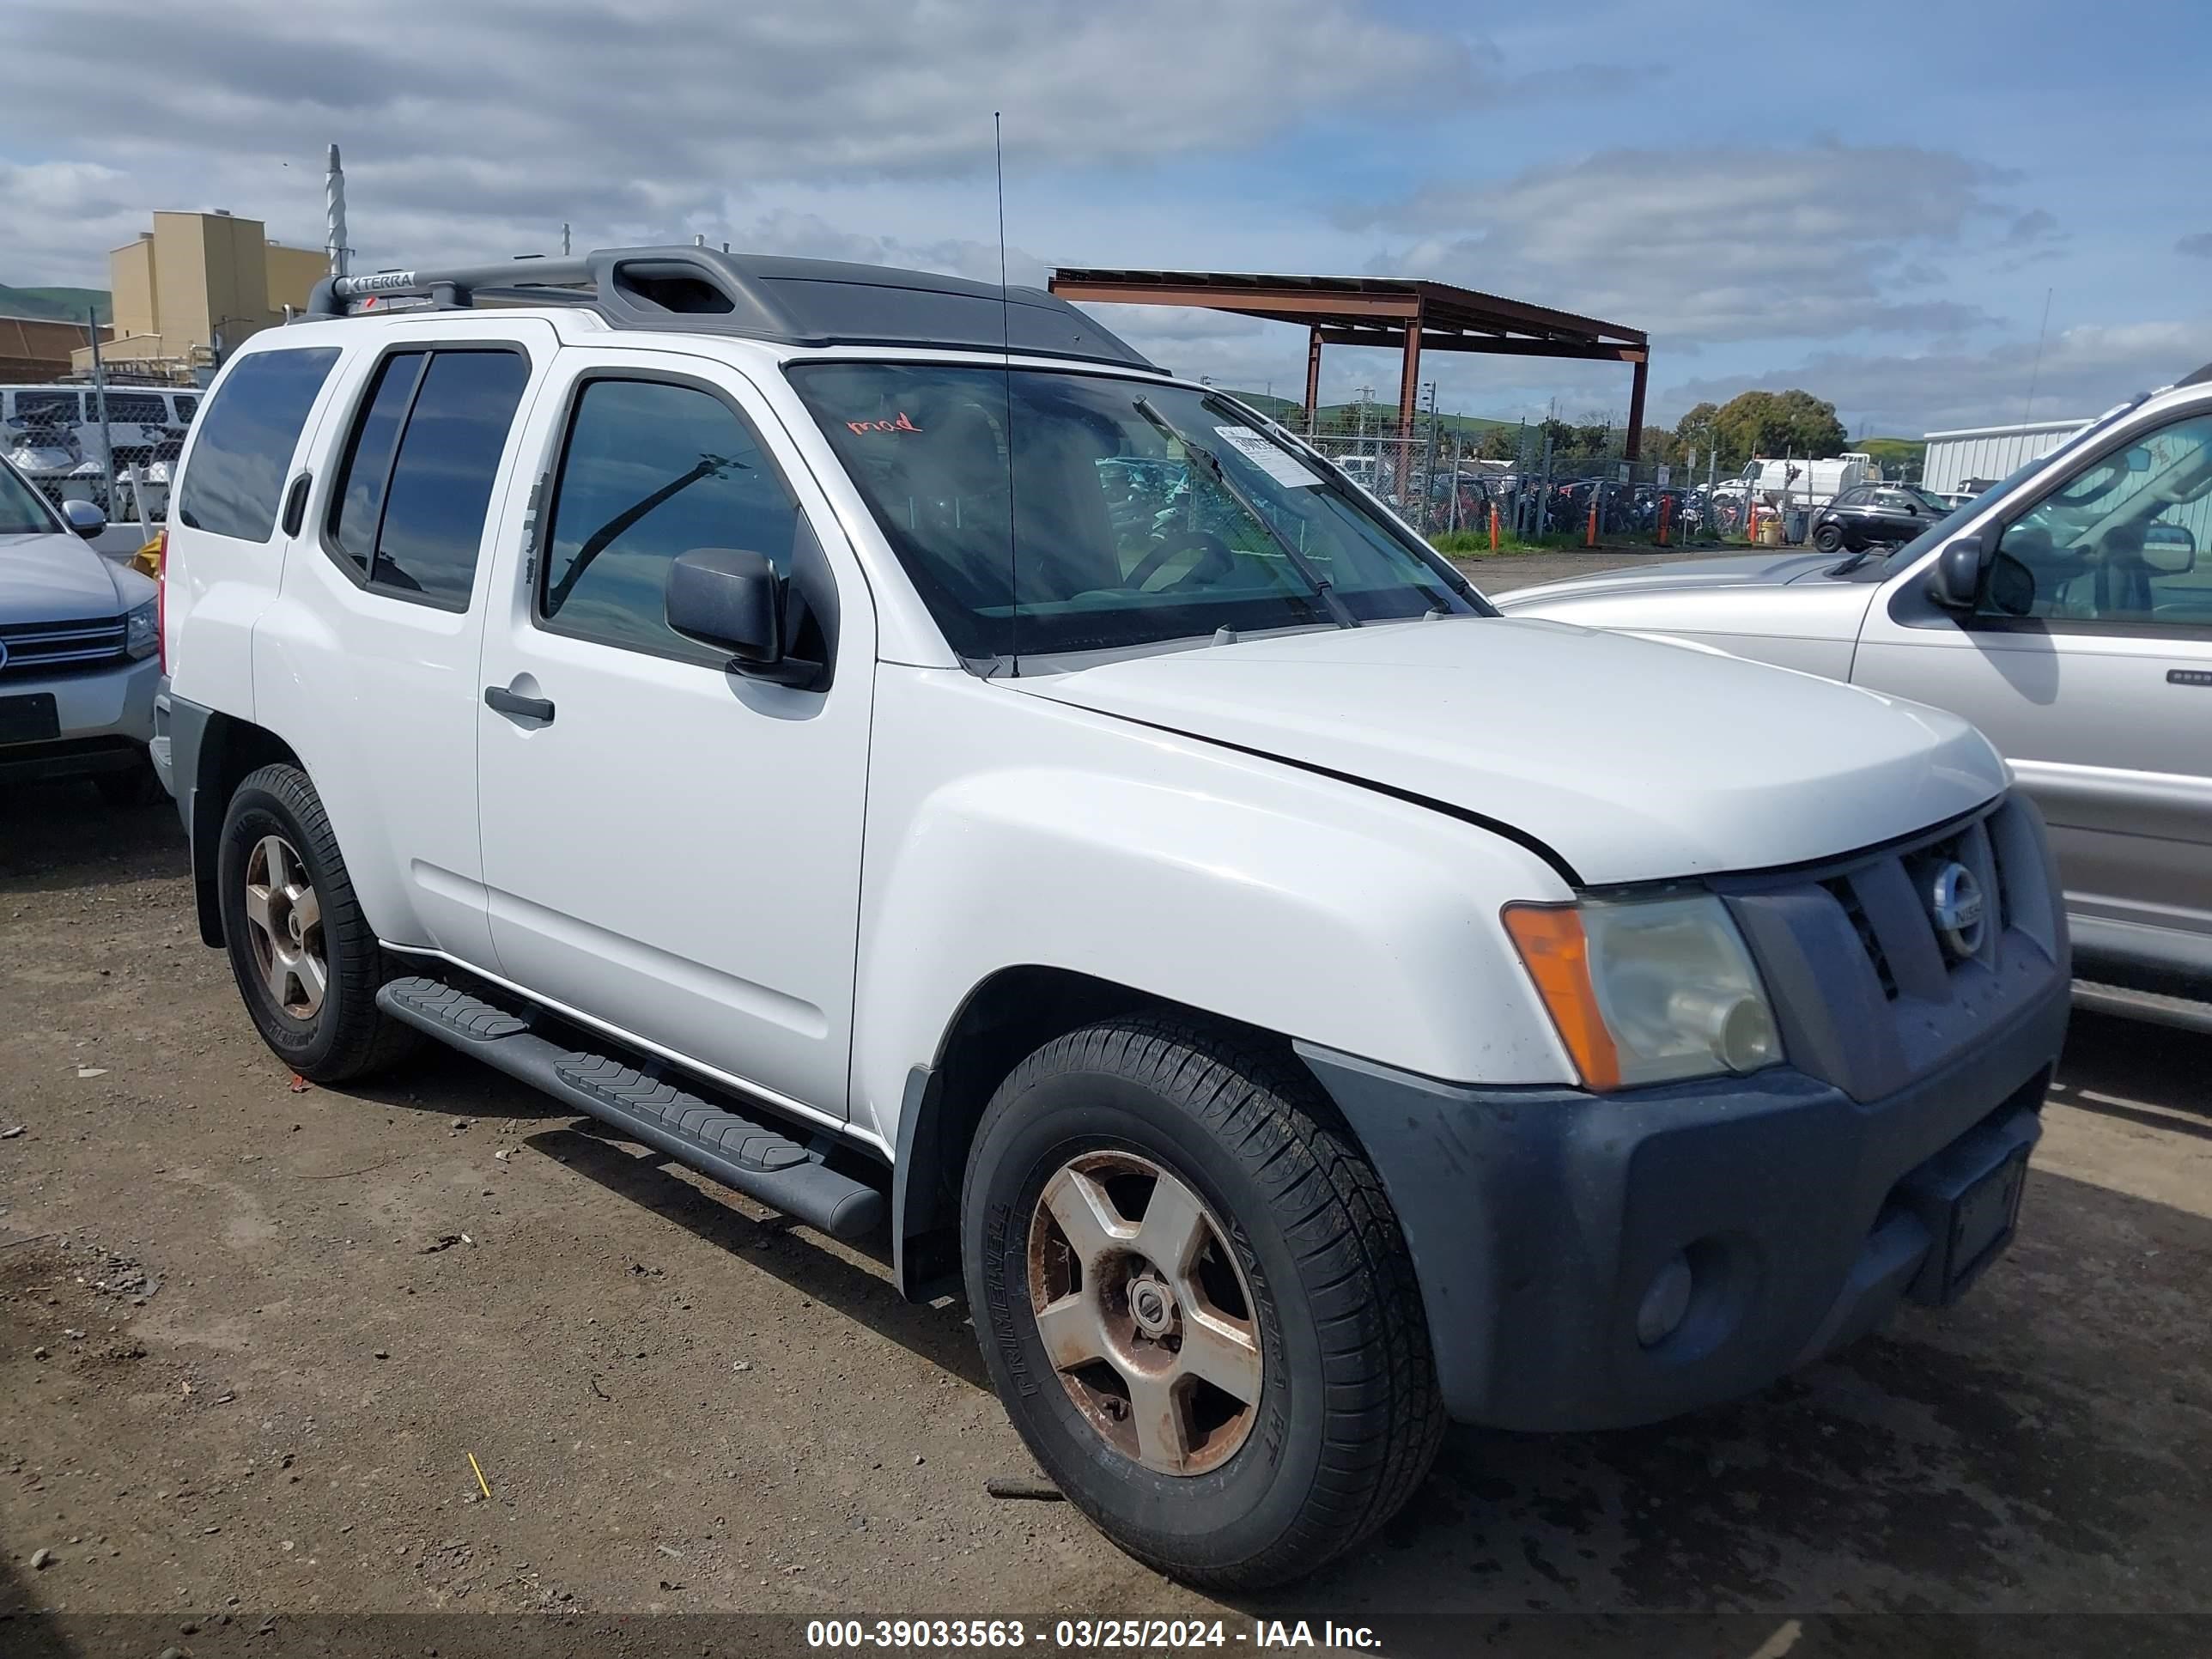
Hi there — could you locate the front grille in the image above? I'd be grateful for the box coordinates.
[1722,794,2061,1103]
[1823,876,1899,999]
[0,615,129,680]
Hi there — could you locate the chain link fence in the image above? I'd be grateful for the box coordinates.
[1291,417,1742,547]
[1,374,200,534]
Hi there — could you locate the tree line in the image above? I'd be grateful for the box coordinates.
[1464,387,1852,471]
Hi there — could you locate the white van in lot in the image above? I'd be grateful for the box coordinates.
[161,247,2069,1586]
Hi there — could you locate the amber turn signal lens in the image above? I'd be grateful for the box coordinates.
[1501,903,1622,1091]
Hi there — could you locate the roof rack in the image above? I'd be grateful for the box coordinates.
[303,245,1157,370]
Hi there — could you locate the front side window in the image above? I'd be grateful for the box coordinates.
[323,348,529,607]
[787,363,1480,661]
[177,348,340,542]
[1987,411,2212,628]
[540,377,808,659]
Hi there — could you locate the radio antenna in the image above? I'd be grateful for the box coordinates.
[995,111,1019,675]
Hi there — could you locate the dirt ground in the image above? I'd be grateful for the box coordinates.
[4,765,2211,1657]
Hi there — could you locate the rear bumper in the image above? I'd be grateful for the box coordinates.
[1297,968,2069,1431]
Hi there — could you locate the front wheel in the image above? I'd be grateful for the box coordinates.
[217,763,419,1083]
[1812,522,1844,553]
[963,1015,1443,1589]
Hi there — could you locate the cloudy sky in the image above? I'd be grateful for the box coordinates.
[3,0,2207,436]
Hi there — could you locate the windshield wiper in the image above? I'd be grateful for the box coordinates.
[1133,397,1358,629]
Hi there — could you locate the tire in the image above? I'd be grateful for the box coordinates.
[216,763,419,1084]
[1812,522,1844,554]
[963,1014,1444,1589]
[94,757,164,807]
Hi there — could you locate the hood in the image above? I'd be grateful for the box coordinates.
[1493,550,1844,610]
[0,531,135,623]
[1021,616,2005,886]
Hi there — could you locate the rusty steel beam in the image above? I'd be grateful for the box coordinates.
[1311,329,1646,362]
[1625,353,1650,461]
[1413,283,1647,346]
[1046,280,1421,319]
[1397,301,1423,439]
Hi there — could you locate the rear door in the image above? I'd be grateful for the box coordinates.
[474,349,875,1121]
[1853,395,2212,985]
[252,319,558,966]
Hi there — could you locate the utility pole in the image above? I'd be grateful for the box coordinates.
[88,307,114,514]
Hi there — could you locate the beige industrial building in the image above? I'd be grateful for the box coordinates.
[70,210,326,381]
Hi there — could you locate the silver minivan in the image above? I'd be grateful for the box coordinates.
[1502,366,2212,1018]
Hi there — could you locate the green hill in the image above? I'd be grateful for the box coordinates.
[1223,388,1517,434]
[1856,437,1926,481]
[0,284,112,325]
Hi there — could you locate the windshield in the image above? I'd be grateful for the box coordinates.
[0,456,61,536]
[787,363,1485,662]
[1904,485,1950,512]
[1867,394,2153,576]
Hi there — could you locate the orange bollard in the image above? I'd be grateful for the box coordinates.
[1657,495,1672,547]
[1488,499,1500,552]
[1584,495,1598,549]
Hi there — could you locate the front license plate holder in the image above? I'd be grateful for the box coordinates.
[1899,1105,2041,1307]
[0,692,61,745]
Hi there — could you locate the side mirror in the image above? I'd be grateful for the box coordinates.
[666,547,783,665]
[2142,524,2197,575]
[1927,535,1989,610]
[62,499,106,538]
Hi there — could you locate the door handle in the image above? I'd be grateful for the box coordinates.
[484,684,556,721]
[2169,669,2212,688]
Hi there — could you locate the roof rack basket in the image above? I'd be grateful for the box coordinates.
[301,245,1153,368]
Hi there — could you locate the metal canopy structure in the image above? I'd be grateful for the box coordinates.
[1048,268,1653,457]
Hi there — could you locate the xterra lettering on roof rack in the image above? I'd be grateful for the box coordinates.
[302,244,1157,370]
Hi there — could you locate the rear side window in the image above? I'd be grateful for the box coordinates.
[101,392,172,425]
[177,348,340,542]
[324,348,530,608]
[539,377,805,659]
[328,351,427,575]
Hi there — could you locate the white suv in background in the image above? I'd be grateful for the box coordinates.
[161,246,2069,1587]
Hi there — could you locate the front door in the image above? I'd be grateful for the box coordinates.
[474,353,874,1122]
[1853,399,2212,983]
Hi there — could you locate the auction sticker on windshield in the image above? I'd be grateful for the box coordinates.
[1212,425,1321,488]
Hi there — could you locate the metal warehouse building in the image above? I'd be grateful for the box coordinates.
[1922,416,2088,494]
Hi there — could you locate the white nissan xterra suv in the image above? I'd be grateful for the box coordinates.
[161,246,2069,1588]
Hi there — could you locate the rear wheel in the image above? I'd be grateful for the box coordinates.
[217,763,419,1083]
[963,1014,1443,1589]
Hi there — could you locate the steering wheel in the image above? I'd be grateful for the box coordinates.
[1123,529,1238,594]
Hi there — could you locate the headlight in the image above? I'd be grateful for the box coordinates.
[1504,893,1780,1091]
[125,599,158,660]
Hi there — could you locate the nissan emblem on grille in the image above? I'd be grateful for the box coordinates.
[1929,861,1985,959]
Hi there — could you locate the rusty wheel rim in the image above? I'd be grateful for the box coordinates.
[1025,1148,1262,1476]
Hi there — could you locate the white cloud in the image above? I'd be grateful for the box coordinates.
[0,0,1468,283]
[1351,142,2027,346]
[1659,319,2212,436]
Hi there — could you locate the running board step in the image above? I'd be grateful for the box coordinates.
[376,976,883,1239]
[2073,979,2212,1036]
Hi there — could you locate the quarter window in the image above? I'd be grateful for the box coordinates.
[540,377,807,659]
[1988,412,2212,628]
[177,348,340,542]
[324,348,530,607]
